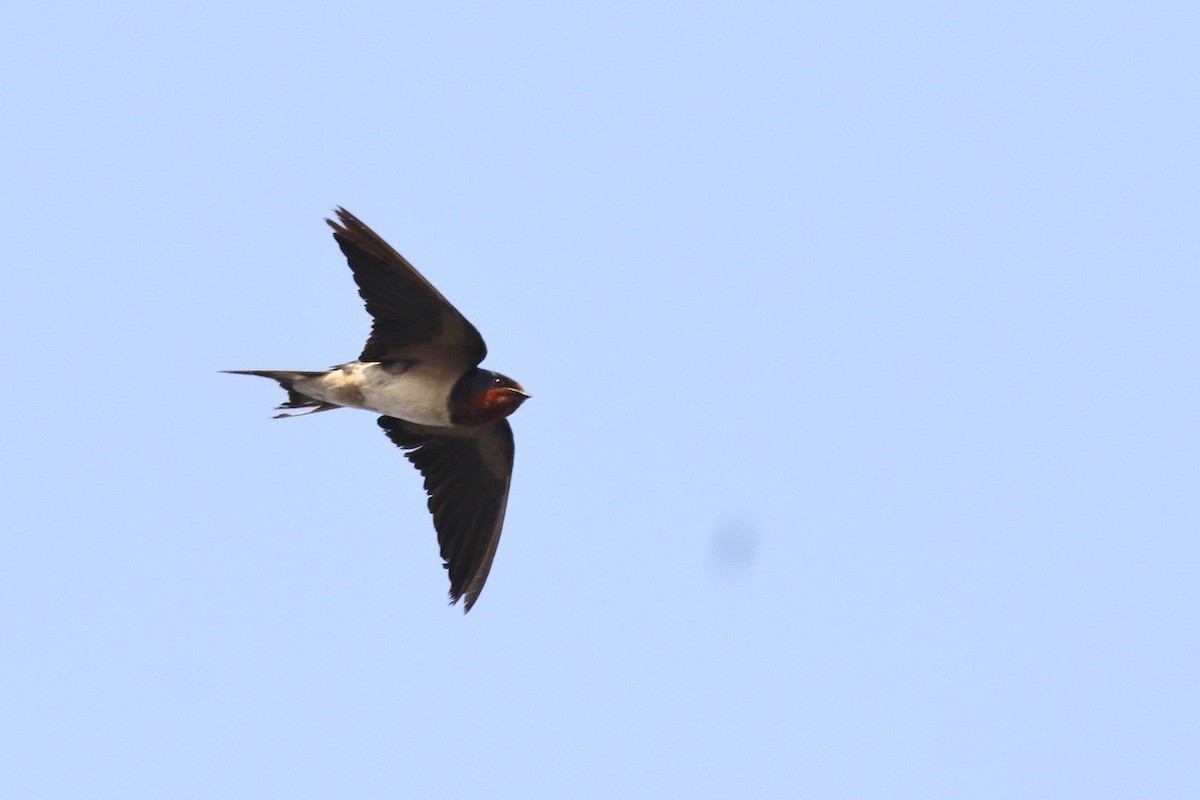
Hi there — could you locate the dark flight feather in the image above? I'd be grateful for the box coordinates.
[326,208,487,367]
[378,416,515,612]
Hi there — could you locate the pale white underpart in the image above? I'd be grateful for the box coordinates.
[293,361,457,427]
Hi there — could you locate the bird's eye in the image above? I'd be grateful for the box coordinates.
[493,376,503,385]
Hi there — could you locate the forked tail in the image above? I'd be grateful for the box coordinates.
[223,370,339,418]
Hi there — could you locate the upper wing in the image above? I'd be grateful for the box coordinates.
[327,208,487,367]
[378,415,515,612]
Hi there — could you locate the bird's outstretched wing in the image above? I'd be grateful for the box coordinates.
[378,416,515,612]
[327,208,487,367]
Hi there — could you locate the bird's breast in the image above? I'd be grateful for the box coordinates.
[358,361,459,426]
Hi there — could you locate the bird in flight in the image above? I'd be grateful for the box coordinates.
[227,208,530,612]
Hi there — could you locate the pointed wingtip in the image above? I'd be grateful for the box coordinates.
[448,590,479,614]
[326,206,356,230]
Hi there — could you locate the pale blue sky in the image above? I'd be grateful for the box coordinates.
[2,2,1197,797]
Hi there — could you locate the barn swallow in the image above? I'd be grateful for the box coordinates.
[227,208,529,612]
